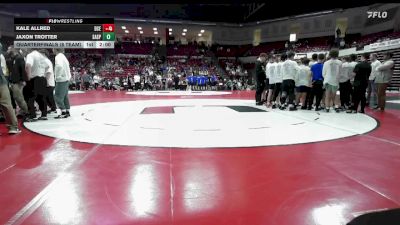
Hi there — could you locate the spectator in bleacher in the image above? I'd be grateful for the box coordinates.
[280,51,299,111]
[93,74,100,90]
[347,53,371,114]
[306,53,325,111]
[375,52,395,111]
[255,53,268,105]
[82,71,92,91]
[322,49,342,112]
[367,53,381,107]
[134,73,141,91]
[115,66,124,74]
[74,71,81,91]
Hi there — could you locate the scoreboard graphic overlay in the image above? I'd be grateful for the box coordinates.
[14,18,115,49]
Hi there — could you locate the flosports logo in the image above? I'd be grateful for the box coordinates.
[367,11,388,19]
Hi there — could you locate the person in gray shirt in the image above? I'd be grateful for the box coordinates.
[0,43,20,134]
[375,52,394,111]
[82,71,92,90]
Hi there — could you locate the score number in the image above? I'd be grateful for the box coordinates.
[102,32,115,41]
[103,24,115,32]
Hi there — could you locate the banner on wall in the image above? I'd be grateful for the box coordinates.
[290,23,301,36]
[253,29,261,46]
[335,17,348,38]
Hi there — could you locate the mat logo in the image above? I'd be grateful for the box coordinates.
[367,11,388,19]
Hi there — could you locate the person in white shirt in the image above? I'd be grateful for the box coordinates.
[346,54,357,106]
[25,49,48,120]
[347,54,358,84]
[134,74,141,91]
[375,52,394,111]
[280,51,299,111]
[322,49,342,112]
[272,54,285,109]
[53,48,72,119]
[93,74,101,90]
[266,56,277,107]
[295,58,312,109]
[338,56,353,110]
[367,53,381,107]
[39,49,57,114]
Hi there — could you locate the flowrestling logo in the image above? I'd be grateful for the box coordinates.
[367,11,388,19]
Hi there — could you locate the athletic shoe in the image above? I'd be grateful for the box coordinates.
[289,106,297,111]
[335,108,341,113]
[279,105,286,110]
[8,128,21,134]
[38,116,48,121]
[346,110,357,114]
[372,106,379,110]
[65,112,71,117]
[358,110,365,114]
[301,106,307,110]
[47,110,57,114]
[325,108,330,113]
[256,102,263,106]
[271,104,277,109]
[307,107,312,110]
[24,118,37,122]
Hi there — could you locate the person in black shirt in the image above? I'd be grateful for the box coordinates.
[347,53,371,113]
[9,48,29,117]
[5,47,17,110]
[255,53,267,105]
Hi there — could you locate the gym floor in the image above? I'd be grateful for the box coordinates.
[0,90,399,225]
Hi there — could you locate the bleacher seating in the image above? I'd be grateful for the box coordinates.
[167,44,200,56]
[214,45,252,57]
[115,43,154,55]
[247,41,286,56]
